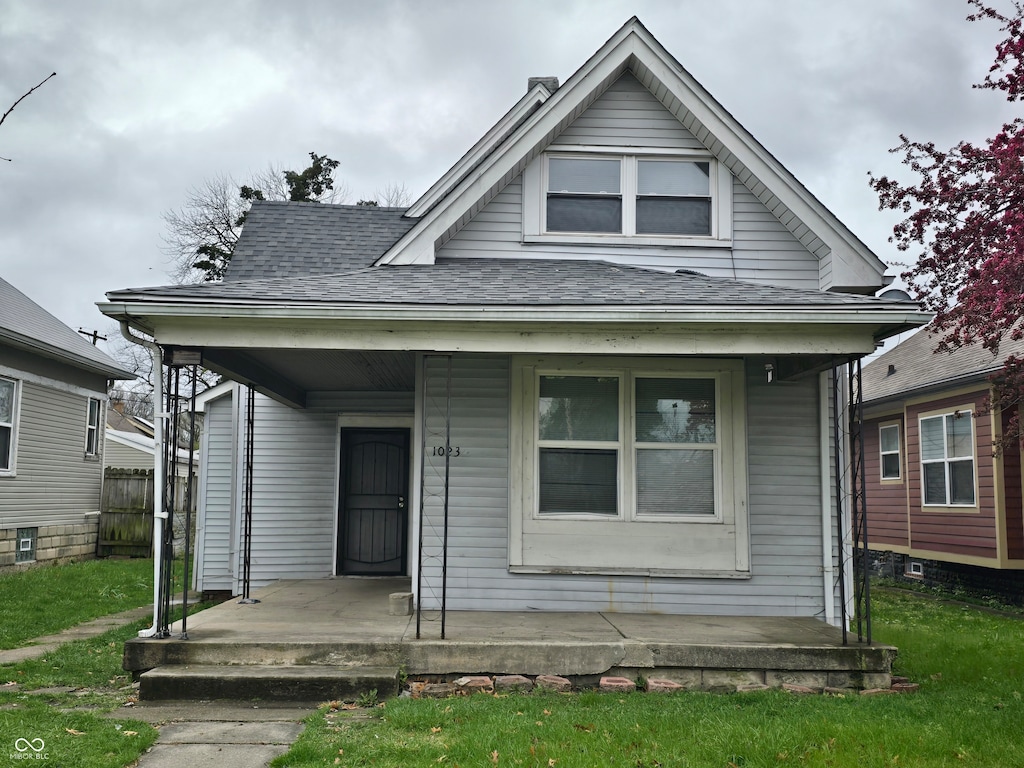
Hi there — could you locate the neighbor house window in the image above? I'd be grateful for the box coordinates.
[0,377,17,473]
[879,423,902,480]
[543,154,715,237]
[85,397,101,456]
[920,411,975,506]
[15,528,36,563]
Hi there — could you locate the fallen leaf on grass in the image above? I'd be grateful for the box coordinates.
[543,709,551,716]
[122,731,138,737]
[491,750,499,764]
[65,728,85,736]
[432,726,443,733]
[573,723,595,732]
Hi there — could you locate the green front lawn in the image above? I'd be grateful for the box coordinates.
[0,557,157,649]
[274,588,1024,768]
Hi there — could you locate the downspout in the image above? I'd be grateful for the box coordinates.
[118,321,167,638]
[819,371,836,626]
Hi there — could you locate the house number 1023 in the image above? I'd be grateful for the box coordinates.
[431,446,461,457]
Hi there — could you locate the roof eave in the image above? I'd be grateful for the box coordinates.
[0,328,135,380]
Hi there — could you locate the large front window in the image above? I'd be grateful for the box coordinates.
[0,377,17,473]
[920,411,975,506]
[511,357,747,577]
[536,374,719,520]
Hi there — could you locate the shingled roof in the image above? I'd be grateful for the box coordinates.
[0,276,134,379]
[862,326,1024,404]
[110,257,916,310]
[224,201,416,281]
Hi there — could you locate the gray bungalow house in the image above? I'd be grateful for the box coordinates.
[1,276,134,568]
[100,19,928,624]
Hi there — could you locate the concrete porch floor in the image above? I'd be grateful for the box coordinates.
[126,578,895,696]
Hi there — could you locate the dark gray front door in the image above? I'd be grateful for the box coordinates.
[337,429,409,575]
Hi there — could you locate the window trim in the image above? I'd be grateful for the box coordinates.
[510,356,749,577]
[879,422,902,482]
[522,147,733,247]
[0,375,20,476]
[85,396,101,457]
[918,408,977,509]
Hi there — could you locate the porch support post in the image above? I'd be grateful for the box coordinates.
[831,362,850,644]
[848,358,871,643]
[238,386,259,604]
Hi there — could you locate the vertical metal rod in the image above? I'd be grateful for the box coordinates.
[416,362,427,640]
[440,355,452,640]
[179,364,198,639]
[849,358,871,643]
[239,386,256,602]
[831,362,849,646]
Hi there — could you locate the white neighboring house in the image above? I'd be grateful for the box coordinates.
[101,19,929,621]
[0,276,134,569]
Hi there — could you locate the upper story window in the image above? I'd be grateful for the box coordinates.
[0,376,18,474]
[879,423,902,481]
[85,397,101,457]
[523,150,732,246]
[920,411,975,506]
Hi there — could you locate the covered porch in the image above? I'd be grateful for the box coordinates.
[126,578,895,701]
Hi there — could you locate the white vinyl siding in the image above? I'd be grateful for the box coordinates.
[436,72,821,289]
[195,392,235,591]
[196,388,416,592]
[418,354,831,617]
[103,439,153,471]
[0,378,107,529]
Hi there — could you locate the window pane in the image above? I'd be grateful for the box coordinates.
[547,195,622,233]
[548,158,620,194]
[636,197,711,235]
[946,414,973,458]
[949,459,975,504]
[539,376,618,441]
[637,160,709,196]
[635,378,715,444]
[0,426,10,470]
[922,462,947,505]
[879,425,899,453]
[637,448,714,515]
[88,398,99,426]
[882,453,901,479]
[539,447,617,515]
[920,417,945,461]
[0,379,13,424]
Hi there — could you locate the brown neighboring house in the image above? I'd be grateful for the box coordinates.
[862,328,1024,601]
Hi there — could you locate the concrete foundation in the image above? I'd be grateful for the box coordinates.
[0,520,98,570]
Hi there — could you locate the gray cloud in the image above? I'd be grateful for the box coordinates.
[0,0,1013,357]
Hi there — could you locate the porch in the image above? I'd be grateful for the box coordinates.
[126,578,895,702]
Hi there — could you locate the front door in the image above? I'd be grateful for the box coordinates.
[337,429,409,575]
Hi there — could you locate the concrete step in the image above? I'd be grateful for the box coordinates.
[139,664,400,703]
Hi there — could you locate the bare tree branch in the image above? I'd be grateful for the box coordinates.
[0,71,57,162]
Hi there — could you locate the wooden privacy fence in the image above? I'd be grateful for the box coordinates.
[99,468,195,557]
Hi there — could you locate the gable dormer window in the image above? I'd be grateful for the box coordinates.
[524,150,731,246]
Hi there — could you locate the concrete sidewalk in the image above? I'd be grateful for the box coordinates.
[107,701,312,768]
[0,604,155,664]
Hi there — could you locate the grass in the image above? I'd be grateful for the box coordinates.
[0,557,158,649]
[0,558,201,767]
[272,587,1024,768]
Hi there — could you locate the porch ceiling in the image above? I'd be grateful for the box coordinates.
[199,348,415,407]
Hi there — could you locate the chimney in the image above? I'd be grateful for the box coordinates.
[528,76,559,94]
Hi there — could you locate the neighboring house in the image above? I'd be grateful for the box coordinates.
[100,19,928,620]
[104,428,195,477]
[0,276,134,569]
[862,328,1024,602]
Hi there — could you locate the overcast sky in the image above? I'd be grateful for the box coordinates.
[0,0,1016,361]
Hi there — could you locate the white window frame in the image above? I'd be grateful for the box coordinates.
[879,423,902,481]
[0,376,19,476]
[510,356,749,577]
[919,410,977,508]
[85,396,101,457]
[522,148,733,248]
